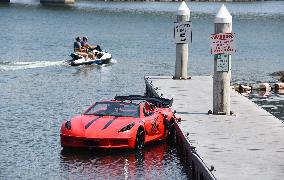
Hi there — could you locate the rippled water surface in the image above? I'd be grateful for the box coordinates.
[1,0,284,179]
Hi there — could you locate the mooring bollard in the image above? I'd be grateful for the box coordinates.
[211,4,235,115]
[174,1,191,79]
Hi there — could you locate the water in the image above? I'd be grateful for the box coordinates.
[0,0,284,179]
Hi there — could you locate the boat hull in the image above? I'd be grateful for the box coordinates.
[68,51,112,66]
[69,56,112,66]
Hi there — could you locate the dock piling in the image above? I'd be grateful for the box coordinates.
[174,1,191,79]
[213,4,232,115]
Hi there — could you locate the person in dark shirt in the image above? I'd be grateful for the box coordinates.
[81,36,97,50]
[81,36,96,60]
[73,37,88,61]
[82,36,102,51]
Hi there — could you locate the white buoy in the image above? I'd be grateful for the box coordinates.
[258,83,272,91]
[239,85,252,92]
[258,90,271,98]
[275,82,284,90]
[276,88,284,94]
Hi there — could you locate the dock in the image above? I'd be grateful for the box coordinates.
[145,76,284,180]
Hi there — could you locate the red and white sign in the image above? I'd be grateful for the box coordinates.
[210,33,236,55]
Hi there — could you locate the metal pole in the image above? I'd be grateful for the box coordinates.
[174,1,190,79]
[213,4,232,115]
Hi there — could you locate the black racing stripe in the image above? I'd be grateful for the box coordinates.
[102,117,118,130]
[85,116,102,129]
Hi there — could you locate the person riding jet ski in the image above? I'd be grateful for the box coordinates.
[73,37,88,60]
[73,37,94,61]
[81,36,102,52]
[80,36,96,60]
[69,36,112,66]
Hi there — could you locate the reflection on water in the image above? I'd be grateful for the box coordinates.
[72,60,116,76]
[60,142,188,179]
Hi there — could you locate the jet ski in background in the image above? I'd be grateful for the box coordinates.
[68,46,112,66]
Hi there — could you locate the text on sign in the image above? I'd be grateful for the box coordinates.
[210,33,236,55]
[174,21,192,44]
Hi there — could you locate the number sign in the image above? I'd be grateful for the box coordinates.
[174,21,192,44]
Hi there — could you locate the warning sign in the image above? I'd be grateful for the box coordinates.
[210,33,236,55]
[174,21,192,44]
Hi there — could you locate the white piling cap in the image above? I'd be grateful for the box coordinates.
[177,1,190,16]
[214,4,232,24]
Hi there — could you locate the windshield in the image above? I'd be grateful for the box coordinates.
[85,102,140,118]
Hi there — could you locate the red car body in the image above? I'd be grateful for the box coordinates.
[60,95,176,150]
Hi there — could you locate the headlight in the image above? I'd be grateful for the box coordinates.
[119,122,135,132]
[65,120,71,130]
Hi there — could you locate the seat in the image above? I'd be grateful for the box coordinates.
[144,102,151,112]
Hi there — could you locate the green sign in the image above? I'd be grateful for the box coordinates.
[215,54,231,72]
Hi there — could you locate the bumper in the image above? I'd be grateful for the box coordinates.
[60,134,134,149]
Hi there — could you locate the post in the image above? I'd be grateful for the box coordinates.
[40,0,74,4]
[174,1,191,79]
[213,4,232,115]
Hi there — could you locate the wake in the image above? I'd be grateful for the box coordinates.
[0,58,117,71]
[0,60,65,71]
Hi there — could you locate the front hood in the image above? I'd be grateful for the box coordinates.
[85,116,138,138]
[68,115,139,138]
